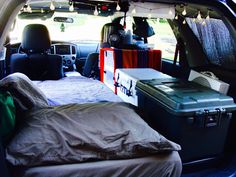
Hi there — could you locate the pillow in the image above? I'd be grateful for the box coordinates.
[0,73,48,112]
[6,102,181,166]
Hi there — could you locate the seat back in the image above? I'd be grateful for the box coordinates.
[83,52,99,78]
[10,24,63,80]
[101,23,141,50]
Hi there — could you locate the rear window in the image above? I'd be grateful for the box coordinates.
[187,18,236,70]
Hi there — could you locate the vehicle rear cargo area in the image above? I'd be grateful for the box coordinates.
[182,154,236,176]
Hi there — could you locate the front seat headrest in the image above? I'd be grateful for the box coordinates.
[21,24,51,53]
[101,23,124,48]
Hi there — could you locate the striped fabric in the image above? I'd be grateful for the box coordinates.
[100,48,162,92]
[100,48,162,81]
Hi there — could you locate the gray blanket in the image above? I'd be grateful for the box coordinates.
[1,73,181,170]
[6,102,181,166]
[0,73,48,111]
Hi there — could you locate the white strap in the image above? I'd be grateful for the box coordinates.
[200,71,218,80]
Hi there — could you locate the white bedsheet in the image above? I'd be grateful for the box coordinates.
[33,76,122,105]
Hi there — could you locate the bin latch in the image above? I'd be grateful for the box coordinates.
[203,108,225,128]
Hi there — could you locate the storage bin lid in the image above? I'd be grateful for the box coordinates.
[136,78,236,115]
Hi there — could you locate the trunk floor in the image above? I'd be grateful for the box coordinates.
[181,155,236,177]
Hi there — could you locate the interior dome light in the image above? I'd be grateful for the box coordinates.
[27,4,32,13]
[69,3,74,12]
[197,10,202,21]
[175,14,178,20]
[94,6,99,16]
[202,20,206,26]
[50,1,55,11]
[182,6,187,16]
[116,2,121,11]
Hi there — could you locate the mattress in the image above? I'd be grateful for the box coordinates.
[14,152,181,177]
[33,75,122,105]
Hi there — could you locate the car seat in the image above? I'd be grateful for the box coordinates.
[10,24,63,80]
[101,22,125,48]
[101,22,141,50]
[82,52,99,79]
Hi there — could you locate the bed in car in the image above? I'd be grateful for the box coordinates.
[0,1,183,176]
[0,73,182,177]
[1,0,235,176]
[2,22,182,174]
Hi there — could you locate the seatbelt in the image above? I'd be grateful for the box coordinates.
[173,41,179,66]
[175,38,190,79]
[174,38,187,67]
[123,12,127,29]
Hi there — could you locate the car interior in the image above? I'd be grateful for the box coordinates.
[0,0,235,177]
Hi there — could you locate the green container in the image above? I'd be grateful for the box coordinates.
[136,78,236,163]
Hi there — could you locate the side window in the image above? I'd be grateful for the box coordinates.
[147,19,177,61]
[120,17,177,61]
[187,18,236,69]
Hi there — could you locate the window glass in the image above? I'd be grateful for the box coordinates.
[187,18,236,70]
[147,19,177,61]
[120,17,177,61]
[10,12,111,44]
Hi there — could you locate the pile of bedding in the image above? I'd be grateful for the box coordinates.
[6,102,181,166]
[0,73,49,111]
[0,73,181,168]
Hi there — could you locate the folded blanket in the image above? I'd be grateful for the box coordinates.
[0,73,48,112]
[6,102,181,166]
